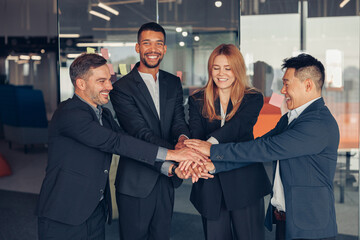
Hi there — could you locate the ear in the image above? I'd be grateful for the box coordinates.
[135,43,140,53]
[76,78,86,91]
[163,44,167,54]
[304,78,313,92]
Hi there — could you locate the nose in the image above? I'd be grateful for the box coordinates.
[280,85,286,94]
[218,68,224,75]
[105,80,113,91]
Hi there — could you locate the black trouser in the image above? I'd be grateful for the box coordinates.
[116,175,174,240]
[38,199,106,240]
[202,198,265,240]
[274,210,336,240]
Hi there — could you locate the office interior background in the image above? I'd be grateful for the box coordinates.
[0,0,359,239]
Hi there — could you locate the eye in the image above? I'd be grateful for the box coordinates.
[213,67,220,70]
[225,68,231,71]
[156,42,164,46]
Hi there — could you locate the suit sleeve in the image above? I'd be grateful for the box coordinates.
[170,79,190,140]
[210,114,331,163]
[188,96,206,140]
[110,84,173,149]
[57,108,158,166]
[208,92,263,143]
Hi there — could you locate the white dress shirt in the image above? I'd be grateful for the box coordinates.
[139,71,160,117]
[271,97,321,212]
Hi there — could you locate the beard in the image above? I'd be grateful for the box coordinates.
[140,52,163,69]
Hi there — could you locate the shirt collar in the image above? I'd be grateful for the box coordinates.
[75,93,102,117]
[287,97,321,124]
[138,71,159,82]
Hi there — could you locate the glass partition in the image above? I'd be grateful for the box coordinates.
[58,0,360,238]
[241,1,360,238]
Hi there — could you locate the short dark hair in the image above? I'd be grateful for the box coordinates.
[282,53,325,90]
[69,53,107,86]
[137,22,166,44]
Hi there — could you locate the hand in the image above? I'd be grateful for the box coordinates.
[166,147,208,165]
[184,139,212,157]
[174,135,187,150]
[174,167,189,179]
[180,161,214,183]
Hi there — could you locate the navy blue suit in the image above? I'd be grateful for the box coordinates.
[36,95,159,226]
[211,98,339,240]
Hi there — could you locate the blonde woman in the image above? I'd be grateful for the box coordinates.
[189,44,271,239]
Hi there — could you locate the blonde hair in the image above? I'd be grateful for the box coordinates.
[200,44,253,121]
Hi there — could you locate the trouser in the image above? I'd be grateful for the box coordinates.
[274,210,336,240]
[116,175,174,240]
[38,199,106,240]
[202,198,265,240]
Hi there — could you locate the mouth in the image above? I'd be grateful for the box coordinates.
[100,92,110,98]
[145,53,160,60]
[216,78,228,82]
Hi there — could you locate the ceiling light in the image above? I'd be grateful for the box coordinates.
[179,41,185,47]
[89,10,110,21]
[194,36,200,41]
[176,27,182,32]
[182,31,188,37]
[67,53,82,59]
[339,0,350,8]
[98,2,119,15]
[6,55,19,61]
[31,56,42,60]
[41,49,45,54]
[76,42,136,47]
[59,34,80,38]
[215,1,222,7]
[20,55,31,60]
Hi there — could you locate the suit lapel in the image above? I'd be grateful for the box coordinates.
[132,66,160,121]
[287,98,324,130]
[207,98,222,130]
[159,71,167,123]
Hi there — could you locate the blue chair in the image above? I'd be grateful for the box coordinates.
[0,85,48,153]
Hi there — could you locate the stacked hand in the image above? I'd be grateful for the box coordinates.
[166,138,216,183]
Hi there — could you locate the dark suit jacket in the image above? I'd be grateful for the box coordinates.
[110,63,190,198]
[36,95,159,225]
[211,98,339,239]
[188,90,271,220]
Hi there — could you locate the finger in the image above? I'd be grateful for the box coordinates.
[201,173,214,179]
[183,160,194,171]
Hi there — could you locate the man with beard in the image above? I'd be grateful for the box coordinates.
[36,53,203,240]
[110,22,191,240]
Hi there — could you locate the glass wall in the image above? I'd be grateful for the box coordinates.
[240,0,360,238]
[58,0,360,238]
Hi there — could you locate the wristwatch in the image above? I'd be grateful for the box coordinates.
[171,164,178,176]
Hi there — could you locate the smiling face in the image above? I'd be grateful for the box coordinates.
[211,54,236,91]
[136,30,167,72]
[281,68,308,110]
[77,64,113,108]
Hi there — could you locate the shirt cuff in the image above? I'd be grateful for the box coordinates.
[208,167,216,174]
[207,136,219,144]
[179,134,189,140]
[155,147,167,162]
[161,161,174,176]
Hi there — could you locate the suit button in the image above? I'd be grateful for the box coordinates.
[104,170,109,174]
[100,189,104,194]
